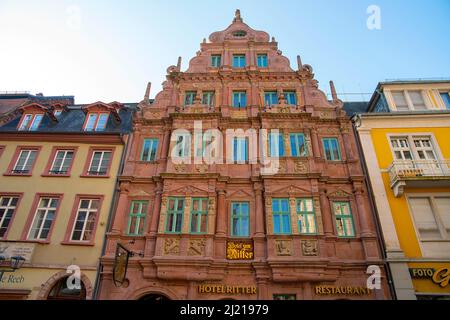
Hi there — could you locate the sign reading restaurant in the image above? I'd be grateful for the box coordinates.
[315,286,372,296]
[226,240,254,260]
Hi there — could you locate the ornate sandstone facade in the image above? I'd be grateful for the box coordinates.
[98,10,390,300]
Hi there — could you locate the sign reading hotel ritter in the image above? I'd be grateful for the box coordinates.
[226,240,254,260]
[409,268,450,288]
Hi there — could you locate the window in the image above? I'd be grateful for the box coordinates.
[202,91,215,106]
[87,150,112,176]
[49,150,74,174]
[322,138,341,161]
[296,198,316,234]
[272,198,291,234]
[440,92,450,110]
[84,113,109,132]
[28,197,59,240]
[184,91,196,106]
[232,30,247,37]
[0,196,19,238]
[290,133,307,157]
[264,91,278,106]
[408,196,450,240]
[409,91,427,110]
[284,91,297,105]
[18,114,43,131]
[174,133,190,158]
[166,197,184,233]
[390,137,413,160]
[232,91,247,108]
[190,198,208,234]
[268,132,285,157]
[211,55,221,67]
[273,294,296,300]
[231,202,249,237]
[53,110,62,117]
[232,54,246,68]
[13,149,37,174]
[333,202,355,237]
[141,138,159,162]
[71,199,99,242]
[233,137,248,162]
[127,201,148,236]
[257,54,268,67]
[391,91,409,111]
[413,137,437,161]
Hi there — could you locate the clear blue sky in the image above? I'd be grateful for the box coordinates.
[0,0,449,103]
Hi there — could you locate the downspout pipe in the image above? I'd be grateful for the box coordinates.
[351,115,398,300]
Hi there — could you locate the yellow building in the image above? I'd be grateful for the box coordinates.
[354,80,450,300]
[0,101,133,300]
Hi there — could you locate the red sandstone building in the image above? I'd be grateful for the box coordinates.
[97,10,391,300]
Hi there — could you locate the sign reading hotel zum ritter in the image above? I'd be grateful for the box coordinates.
[226,240,254,260]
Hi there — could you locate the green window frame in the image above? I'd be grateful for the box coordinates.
[211,55,221,67]
[127,200,148,236]
[232,91,247,108]
[202,91,215,106]
[322,137,341,161]
[257,54,268,67]
[165,197,184,233]
[284,91,297,105]
[190,198,208,234]
[140,138,159,162]
[290,133,307,157]
[296,198,317,234]
[232,54,246,68]
[184,91,196,105]
[273,294,296,300]
[231,202,250,237]
[272,198,291,234]
[333,201,355,237]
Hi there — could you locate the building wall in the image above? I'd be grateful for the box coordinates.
[0,139,123,299]
[357,112,450,299]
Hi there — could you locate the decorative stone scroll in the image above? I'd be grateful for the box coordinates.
[188,239,206,256]
[163,238,180,255]
[301,240,319,256]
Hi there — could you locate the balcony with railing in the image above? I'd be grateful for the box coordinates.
[388,159,450,197]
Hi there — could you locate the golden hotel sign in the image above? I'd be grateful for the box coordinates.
[226,240,253,260]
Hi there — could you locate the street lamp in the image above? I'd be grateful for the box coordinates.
[0,255,25,280]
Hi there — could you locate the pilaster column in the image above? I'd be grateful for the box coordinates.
[161,127,171,160]
[354,187,374,236]
[310,128,321,159]
[341,126,354,161]
[254,188,265,236]
[129,125,142,161]
[216,190,227,236]
[319,189,334,236]
[146,186,162,257]
[111,185,129,234]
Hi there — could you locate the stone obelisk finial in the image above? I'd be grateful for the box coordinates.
[144,82,151,103]
[233,9,243,23]
[176,56,182,71]
[297,55,303,70]
[330,80,338,101]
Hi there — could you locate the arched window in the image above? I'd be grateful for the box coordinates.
[47,277,86,300]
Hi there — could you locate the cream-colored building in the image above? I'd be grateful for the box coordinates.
[354,80,450,300]
[0,101,133,299]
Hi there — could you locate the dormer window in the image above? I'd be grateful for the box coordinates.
[18,114,43,131]
[84,113,109,132]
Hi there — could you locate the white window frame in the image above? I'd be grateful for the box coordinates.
[13,149,37,173]
[0,196,19,238]
[50,150,74,174]
[88,151,111,175]
[27,197,58,240]
[387,133,444,162]
[70,199,99,242]
[388,90,432,111]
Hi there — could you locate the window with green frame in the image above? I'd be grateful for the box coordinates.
[284,91,297,105]
[184,91,196,105]
[127,201,148,236]
[272,198,291,234]
[273,294,296,300]
[296,198,316,234]
[322,137,341,161]
[264,91,278,106]
[333,201,355,237]
[257,54,268,68]
[166,197,184,233]
[190,198,208,233]
[141,138,159,161]
[231,202,249,237]
[232,54,246,68]
[290,133,307,157]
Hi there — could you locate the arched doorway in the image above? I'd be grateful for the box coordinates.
[47,276,86,300]
[138,293,170,301]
